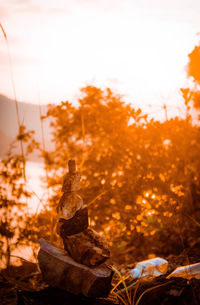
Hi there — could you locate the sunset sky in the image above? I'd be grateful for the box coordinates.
[0,0,200,118]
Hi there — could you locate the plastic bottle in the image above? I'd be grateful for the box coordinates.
[167,262,200,280]
[130,257,168,279]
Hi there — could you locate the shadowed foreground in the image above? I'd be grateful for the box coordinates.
[1,249,200,305]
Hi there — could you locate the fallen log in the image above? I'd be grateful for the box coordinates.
[38,239,113,298]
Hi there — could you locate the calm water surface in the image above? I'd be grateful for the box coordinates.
[1,161,47,267]
[26,161,47,213]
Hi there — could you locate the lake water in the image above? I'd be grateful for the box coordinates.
[26,161,47,214]
[1,161,48,267]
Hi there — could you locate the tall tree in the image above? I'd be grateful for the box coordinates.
[43,86,200,262]
[188,44,200,85]
[181,42,200,111]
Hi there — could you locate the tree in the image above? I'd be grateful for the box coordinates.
[42,86,200,262]
[180,42,200,111]
[188,44,200,85]
[0,125,39,268]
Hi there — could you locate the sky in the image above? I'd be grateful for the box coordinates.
[0,0,200,119]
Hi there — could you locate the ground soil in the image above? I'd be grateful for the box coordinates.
[1,250,200,305]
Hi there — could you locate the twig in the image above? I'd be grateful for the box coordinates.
[1,252,30,263]
[87,190,107,207]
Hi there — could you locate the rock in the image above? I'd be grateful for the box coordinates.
[57,206,88,236]
[56,159,111,268]
[61,172,81,193]
[61,160,81,193]
[38,239,113,298]
[62,228,110,267]
[57,160,84,221]
[58,192,84,220]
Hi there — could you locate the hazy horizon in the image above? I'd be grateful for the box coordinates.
[1,0,200,116]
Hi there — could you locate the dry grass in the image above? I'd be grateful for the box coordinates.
[111,266,173,305]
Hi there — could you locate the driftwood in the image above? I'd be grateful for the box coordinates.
[58,206,88,236]
[62,228,110,267]
[38,239,113,298]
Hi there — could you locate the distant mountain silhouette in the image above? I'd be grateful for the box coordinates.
[0,95,53,161]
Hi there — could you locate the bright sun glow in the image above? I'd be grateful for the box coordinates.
[0,0,199,119]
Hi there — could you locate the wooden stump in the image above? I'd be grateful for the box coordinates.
[38,239,114,298]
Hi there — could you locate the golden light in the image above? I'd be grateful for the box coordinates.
[0,1,198,109]
[110,198,116,204]
[125,205,132,210]
[105,226,111,232]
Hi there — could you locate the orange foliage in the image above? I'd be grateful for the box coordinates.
[40,85,200,263]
